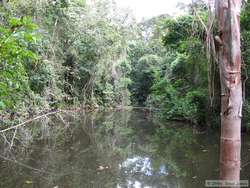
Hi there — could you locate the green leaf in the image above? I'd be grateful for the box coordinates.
[9,17,22,27]
[0,101,6,109]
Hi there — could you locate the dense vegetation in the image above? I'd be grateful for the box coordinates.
[0,0,250,130]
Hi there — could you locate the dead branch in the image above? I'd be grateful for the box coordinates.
[0,133,11,145]
[56,113,69,127]
[10,127,17,149]
[0,111,59,133]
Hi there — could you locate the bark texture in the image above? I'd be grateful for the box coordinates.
[216,0,242,186]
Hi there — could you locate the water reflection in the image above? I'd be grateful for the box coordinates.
[120,157,155,176]
[0,109,249,188]
[118,156,178,188]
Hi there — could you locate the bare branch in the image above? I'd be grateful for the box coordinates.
[0,111,59,133]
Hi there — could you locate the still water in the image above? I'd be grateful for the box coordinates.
[0,109,249,188]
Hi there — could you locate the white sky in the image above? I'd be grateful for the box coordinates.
[115,0,192,21]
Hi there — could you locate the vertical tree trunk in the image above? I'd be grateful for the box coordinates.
[216,0,242,186]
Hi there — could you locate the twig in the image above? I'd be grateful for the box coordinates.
[56,113,69,127]
[0,111,59,133]
[0,133,11,145]
[10,127,17,149]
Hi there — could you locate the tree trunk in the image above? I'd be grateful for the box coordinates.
[216,0,242,186]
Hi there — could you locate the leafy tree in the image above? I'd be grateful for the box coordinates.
[147,14,208,124]
[0,15,38,112]
[132,54,161,105]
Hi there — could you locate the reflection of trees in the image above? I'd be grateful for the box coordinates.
[0,110,224,188]
[115,119,191,188]
[151,125,196,177]
[146,123,221,188]
[118,156,181,188]
[0,110,134,188]
[90,110,186,188]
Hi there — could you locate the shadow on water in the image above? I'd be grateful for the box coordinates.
[0,109,249,188]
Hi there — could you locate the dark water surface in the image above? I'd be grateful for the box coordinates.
[0,109,249,188]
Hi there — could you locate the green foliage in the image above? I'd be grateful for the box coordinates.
[170,53,188,78]
[127,15,168,105]
[28,60,54,93]
[0,0,138,116]
[2,0,250,130]
[148,79,206,122]
[163,16,194,49]
[146,12,208,124]
[131,54,161,105]
[0,15,38,111]
[113,59,132,106]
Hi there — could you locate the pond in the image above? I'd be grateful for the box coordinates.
[0,109,249,188]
